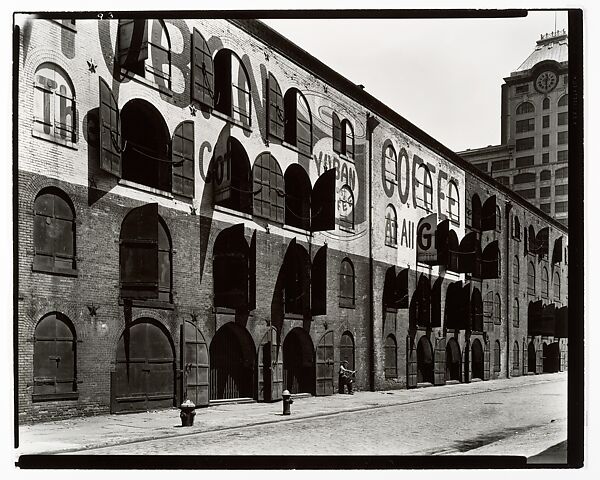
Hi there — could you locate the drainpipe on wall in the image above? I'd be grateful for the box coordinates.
[505,201,513,378]
[366,112,377,392]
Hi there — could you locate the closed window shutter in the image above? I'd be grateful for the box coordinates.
[481,240,500,279]
[117,19,148,69]
[191,28,214,108]
[99,78,121,177]
[248,231,256,311]
[311,245,327,315]
[120,203,159,299]
[481,195,497,231]
[172,121,195,198]
[252,153,284,223]
[268,74,284,140]
[332,112,342,153]
[311,168,336,231]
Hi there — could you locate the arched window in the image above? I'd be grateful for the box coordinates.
[284,164,311,230]
[540,170,552,181]
[214,49,251,126]
[494,340,501,373]
[339,185,354,230]
[120,204,172,302]
[252,153,284,223]
[554,271,561,300]
[513,341,520,374]
[494,293,501,325]
[543,97,550,110]
[384,144,397,191]
[514,172,536,184]
[340,332,355,370]
[33,313,77,400]
[516,102,535,115]
[495,206,502,233]
[448,181,460,224]
[513,298,519,327]
[284,89,312,155]
[33,63,76,144]
[558,95,568,107]
[541,267,549,298]
[512,215,521,240]
[471,193,482,230]
[528,261,536,295]
[384,335,398,379]
[513,256,520,285]
[556,167,568,179]
[384,204,397,247]
[415,164,433,211]
[342,119,354,159]
[33,188,76,274]
[117,20,172,89]
[339,258,355,307]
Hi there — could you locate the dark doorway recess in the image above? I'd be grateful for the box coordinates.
[113,319,175,413]
[445,338,462,382]
[209,322,256,401]
[471,338,484,380]
[528,341,537,373]
[282,327,315,395]
[257,327,283,402]
[544,342,561,373]
[416,336,434,384]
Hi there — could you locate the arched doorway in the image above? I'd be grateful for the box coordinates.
[416,336,434,384]
[209,322,256,400]
[471,339,484,380]
[283,327,315,394]
[548,342,561,373]
[445,338,461,382]
[528,341,537,373]
[113,319,175,413]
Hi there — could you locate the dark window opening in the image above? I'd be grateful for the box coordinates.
[212,137,253,215]
[283,241,311,315]
[471,288,483,332]
[339,258,356,308]
[340,332,355,371]
[516,102,534,115]
[253,153,284,223]
[513,299,520,328]
[284,89,312,155]
[540,169,552,181]
[558,95,568,107]
[542,134,549,147]
[516,137,534,151]
[284,164,311,230]
[542,115,550,129]
[341,120,354,159]
[385,204,397,246]
[494,341,501,373]
[543,97,550,109]
[527,262,536,295]
[516,118,535,133]
[214,49,251,126]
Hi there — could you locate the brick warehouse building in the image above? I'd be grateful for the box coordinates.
[14,17,569,423]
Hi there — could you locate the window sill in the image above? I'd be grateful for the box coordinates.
[119,299,174,310]
[120,69,173,97]
[339,303,356,310]
[211,109,252,133]
[32,130,78,150]
[32,392,78,403]
[32,264,78,277]
[214,204,253,221]
[118,179,174,199]
[339,226,355,234]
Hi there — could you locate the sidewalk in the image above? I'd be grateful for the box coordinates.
[15,372,566,456]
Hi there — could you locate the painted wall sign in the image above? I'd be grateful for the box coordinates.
[416,213,438,263]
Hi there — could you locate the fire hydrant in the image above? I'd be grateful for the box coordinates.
[179,399,196,427]
[282,389,294,415]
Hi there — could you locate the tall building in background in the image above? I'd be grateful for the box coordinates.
[458,30,569,227]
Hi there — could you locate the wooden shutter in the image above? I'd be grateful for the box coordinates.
[406,336,417,388]
[535,227,550,257]
[296,93,312,155]
[471,195,482,231]
[252,153,284,223]
[267,73,284,140]
[272,329,283,401]
[536,344,543,374]
[433,337,446,386]
[481,195,497,231]
[181,322,209,407]
[332,112,342,154]
[316,331,334,396]
[483,341,490,380]
[396,268,409,309]
[457,231,479,273]
[311,245,327,315]
[120,203,159,299]
[343,120,354,158]
[552,236,563,264]
[248,231,256,311]
[99,77,121,177]
[311,168,336,231]
[172,121,195,198]
[117,19,148,69]
[481,240,500,279]
[213,138,232,204]
[191,28,214,108]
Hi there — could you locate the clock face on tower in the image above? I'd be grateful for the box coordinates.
[535,71,558,93]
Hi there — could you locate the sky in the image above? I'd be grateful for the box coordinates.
[262,10,569,152]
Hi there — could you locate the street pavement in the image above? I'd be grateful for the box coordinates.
[15,372,567,461]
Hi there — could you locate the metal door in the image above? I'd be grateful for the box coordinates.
[258,328,283,402]
[114,320,175,413]
[406,336,417,388]
[433,337,446,385]
[316,331,334,396]
[181,321,209,406]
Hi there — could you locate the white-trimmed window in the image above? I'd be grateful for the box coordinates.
[384,145,397,191]
[385,204,397,247]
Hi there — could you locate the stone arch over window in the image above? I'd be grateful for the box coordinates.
[415,164,433,211]
[33,312,77,400]
[33,187,76,275]
[556,167,568,179]
[541,267,549,298]
[516,102,535,115]
[554,271,561,300]
[283,88,312,155]
[33,62,76,144]
[384,334,398,379]
[339,258,355,308]
[214,49,251,126]
[252,152,284,223]
[513,297,520,327]
[528,261,536,295]
[558,94,568,107]
[339,185,354,230]
[448,181,460,224]
[340,331,355,370]
[385,204,397,246]
[284,164,311,230]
